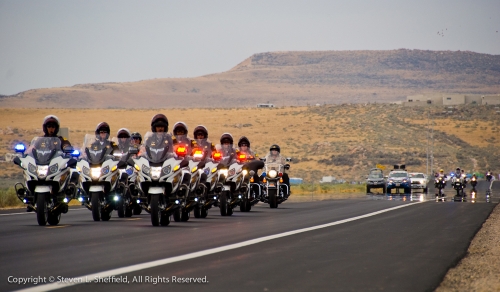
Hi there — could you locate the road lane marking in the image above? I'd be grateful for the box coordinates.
[14,201,423,292]
[45,225,69,229]
[126,218,141,221]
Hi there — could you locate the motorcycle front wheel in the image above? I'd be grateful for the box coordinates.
[91,192,102,221]
[240,199,251,212]
[150,195,161,226]
[219,191,229,216]
[117,196,126,218]
[47,211,61,226]
[194,205,201,218]
[268,189,278,208]
[36,192,49,226]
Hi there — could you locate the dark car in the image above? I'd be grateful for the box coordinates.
[386,170,411,194]
[366,168,386,194]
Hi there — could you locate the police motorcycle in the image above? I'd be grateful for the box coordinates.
[170,136,204,222]
[261,160,290,208]
[237,148,264,213]
[129,132,190,226]
[434,175,447,201]
[111,136,138,218]
[12,137,79,226]
[469,175,478,202]
[217,144,252,216]
[76,134,127,221]
[451,172,467,202]
[192,147,226,218]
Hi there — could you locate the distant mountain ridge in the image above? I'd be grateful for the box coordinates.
[2,49,499,108]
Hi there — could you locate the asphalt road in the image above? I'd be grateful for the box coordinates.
[1,181,497,292]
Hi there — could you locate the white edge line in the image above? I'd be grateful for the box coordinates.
[15,201,423,292]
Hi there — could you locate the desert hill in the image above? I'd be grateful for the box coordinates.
[1,49,499,108]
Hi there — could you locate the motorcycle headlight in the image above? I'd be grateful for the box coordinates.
[28,163,37,174]
[37,165,48,178]
[101,166,110,175]
[220,169,228,177]
[151,167,162,180]
[91,167,101,179]
[162,165,171,175]
[269,170,277,178]
[242,169,248,176]
[49,164,58,174]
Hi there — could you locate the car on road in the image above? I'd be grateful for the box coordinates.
[386,167,411,194]
[409,172,428,193]
[366,168,386,194]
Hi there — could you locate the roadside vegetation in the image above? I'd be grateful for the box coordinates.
[0,104,498,207]
[0,187,23,208]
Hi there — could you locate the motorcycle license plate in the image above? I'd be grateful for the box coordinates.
[269,183,275,187]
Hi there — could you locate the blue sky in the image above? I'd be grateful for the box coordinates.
[1,0,499,95]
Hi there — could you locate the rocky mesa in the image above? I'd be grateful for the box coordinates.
[1,49,499,108]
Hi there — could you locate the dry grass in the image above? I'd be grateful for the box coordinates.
[0,104,499,183]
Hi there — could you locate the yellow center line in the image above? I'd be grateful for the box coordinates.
[46,225,70,229]
[126,218,142,221]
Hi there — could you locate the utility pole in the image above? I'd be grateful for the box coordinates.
[427,109,429,178]
[431,109,434,176]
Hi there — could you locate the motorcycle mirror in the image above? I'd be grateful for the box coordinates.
[63,146,74,154]
[260,158,266,162]
[286,157,292,162]
[127,157,135,167]
[284,164,290,170]
[117,160,127,169]
[13,156,22,166]
[179,159,189,168]
[67,158,77,168]
[128,147,139,155]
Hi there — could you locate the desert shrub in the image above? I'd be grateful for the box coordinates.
[0,187,23,208]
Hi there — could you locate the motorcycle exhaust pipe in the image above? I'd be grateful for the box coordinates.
[178,184,189,197]
[185,201,198,209]
[52,203,69,214]
[164,203,180,215]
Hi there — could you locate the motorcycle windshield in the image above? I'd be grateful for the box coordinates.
[236,147,256,161]
[192,138,209,161]
[82,134,113,164]
[27,137,63,165]
[264,152,285,165]
[265,163,284,173]
[141,132,174,163]
[215,143,236,165]
[174,134,191,145]
[112,137,132,154]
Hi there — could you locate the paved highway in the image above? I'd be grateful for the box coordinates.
[0,181,497,292]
